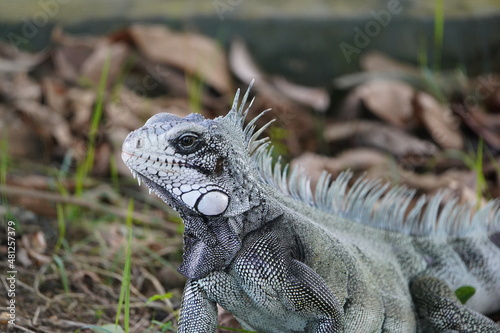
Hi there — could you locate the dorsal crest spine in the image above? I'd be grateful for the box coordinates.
[227,82,500,237]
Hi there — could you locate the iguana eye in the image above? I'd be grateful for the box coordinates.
[178,134,198,149]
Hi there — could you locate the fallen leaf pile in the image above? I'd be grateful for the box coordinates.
[1,24,499,332]
[327,51,500,200]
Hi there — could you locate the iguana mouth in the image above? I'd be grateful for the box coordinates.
[124,166,166,198]
[121,150,193,169]
[122,150,219,179]
[122,152,229,216]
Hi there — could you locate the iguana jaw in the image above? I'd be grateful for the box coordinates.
[122,149,230,217]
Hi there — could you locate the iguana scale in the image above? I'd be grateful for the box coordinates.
[122,82,500,332]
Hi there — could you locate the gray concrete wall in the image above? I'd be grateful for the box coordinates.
[1,0,499,85]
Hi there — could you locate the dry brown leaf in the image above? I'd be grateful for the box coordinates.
[20,231,51,266]
[230,38,327,112]
[487,86,500,113]
[292,149,390,189]
[15,99,73,150]
[0,41,48,74]
[291,153,333,186]
[324,120,438,157]
[334,149,390,171]
[42,77,68,116]
[229,39,300,109]
[92,143,112,176]
[358,79,415,128]
[469,111,500,147]
[106,87,145,129]
[336,84,364,120]
[67,87,96,132]
[13,72,42,101]
[360,51,419,75]
[0,105,43,159]
[52,46,82,81]
[0,72,41,102]
[127,24,231,94]
[468,74,500,114]
[453,103,500,149]
[0,311,10,326]
[97,223,126,251]
[271,76,330,111]
[52,30,98,82]
[229,37,264,85]
[402,170,486,207]
[229,39,319,154]
[17,248,33,267]
[414,92,464,150]
[81,41,130,87]
[484,157,500,199]
[363,166,483,205]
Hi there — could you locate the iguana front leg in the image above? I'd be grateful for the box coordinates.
[410,276,500,332]
[178,279,218,333]
[178,230,345,333]
[232,230,345,332]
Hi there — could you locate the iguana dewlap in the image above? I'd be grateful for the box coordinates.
[122,83,500,332]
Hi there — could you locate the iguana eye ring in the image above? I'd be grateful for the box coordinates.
[178,134,198,148]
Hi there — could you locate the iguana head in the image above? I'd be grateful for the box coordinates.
[121,84,281,278]
[122,83,274,220]
[122,112,233,216]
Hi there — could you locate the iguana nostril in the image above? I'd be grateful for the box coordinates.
[135,138,143,148]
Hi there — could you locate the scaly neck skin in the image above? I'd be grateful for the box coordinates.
[121,111,285,279]
[176,153,284,279]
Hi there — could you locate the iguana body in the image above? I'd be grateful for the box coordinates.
[122,83,500,332]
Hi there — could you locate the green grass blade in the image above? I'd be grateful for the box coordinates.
[433,0,444,71]
[75,53,112,197]
[53,255,70,294]
[54,203,67,253]
[115,199,134,332]
[186,74,203,113]
[474,139,487,205]
[418,34,428,69]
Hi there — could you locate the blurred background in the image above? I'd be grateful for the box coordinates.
[1,0,500,83]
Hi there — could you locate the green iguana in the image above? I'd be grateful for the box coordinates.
[122,82,500,332]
